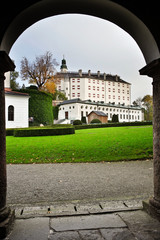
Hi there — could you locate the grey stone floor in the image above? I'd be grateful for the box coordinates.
[5,201,160,240]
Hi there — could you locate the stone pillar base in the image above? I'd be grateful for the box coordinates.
[143,199,160,221]
[0,208,15,239]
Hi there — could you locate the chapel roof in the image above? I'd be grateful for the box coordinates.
[5,88,29,97]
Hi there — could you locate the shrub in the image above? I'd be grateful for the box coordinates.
[81,116,87,124]
[14,127,75,137]
[90,119,102,124]
[20,89,53,126]
[112,114,119,122]
[6,129,14,136]
[74,121,152,130]
[73,120,82,125]
[53,106,59,120]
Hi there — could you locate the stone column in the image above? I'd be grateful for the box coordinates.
[0,51,15,239]
[140,58,160,219]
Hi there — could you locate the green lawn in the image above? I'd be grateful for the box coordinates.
[6,126,153,164]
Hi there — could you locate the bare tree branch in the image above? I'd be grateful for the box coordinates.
[20,51,59,91]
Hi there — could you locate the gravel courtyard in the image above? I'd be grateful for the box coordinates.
[7,160,153,206]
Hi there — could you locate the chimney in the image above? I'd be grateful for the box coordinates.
[79,69,82,77]
[103,73,106,80]
[115,75,119,81]
[97,71,100,78]
[88,70,91,76]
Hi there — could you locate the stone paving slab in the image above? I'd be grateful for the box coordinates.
[13,200,143,219]
[79,230,104,240]
[118,210,160,240]
[6,218,49,240]
[4,209,160,240]
[49,231,81,240]
[50,214,127,232]
[100,228,137,240]
[75,203,102,214]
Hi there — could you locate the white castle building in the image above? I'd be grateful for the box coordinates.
[56,58,143,123]
[5,72,29,128]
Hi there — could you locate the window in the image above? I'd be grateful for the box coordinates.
[113,88,115,92]
[77,93,80,97]
[8,105,14,121]
[72,79,75,83]
[93,94,95,98]
[88,79,91,83]
[102,87,104,91]
[97,94,99,98]
[77,79,80,83]
[93,80,95,84]
[88,86,91,90]
[97,87,99,91]
[72,85,75,90]
[113,82,115,86]
[77,85,80,90]
[93,86,95,91]
[97,80,99,84]
[118,89,120,93]
[72,93,75,97]
[102,94,104,98]
[88,93,91,98]
[108,88,111,92]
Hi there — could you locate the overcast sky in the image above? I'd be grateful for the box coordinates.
[9,14,152,102]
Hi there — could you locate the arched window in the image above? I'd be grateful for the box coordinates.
[8,105,14,121]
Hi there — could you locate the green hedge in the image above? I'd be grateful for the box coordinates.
[73,120,82,125]
[20,89,53,126]
[6,129,14,136]
[90,119,102,124]
[14,127,75,137]
[74,121,152,130]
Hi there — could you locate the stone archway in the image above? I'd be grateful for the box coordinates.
[0,0,160,238]
[0,0,159,64]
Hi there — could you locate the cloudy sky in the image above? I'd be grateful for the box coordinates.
[9,14,152,102]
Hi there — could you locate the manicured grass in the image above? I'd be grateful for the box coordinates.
[6,126,153,164]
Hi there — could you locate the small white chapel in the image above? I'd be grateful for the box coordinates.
[4,72,29,129]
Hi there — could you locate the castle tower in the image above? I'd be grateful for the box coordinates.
[60,57,68,72]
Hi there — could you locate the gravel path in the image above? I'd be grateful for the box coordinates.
[7,160,153,206]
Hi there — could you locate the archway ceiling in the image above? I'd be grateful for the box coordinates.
[0,0,160,62]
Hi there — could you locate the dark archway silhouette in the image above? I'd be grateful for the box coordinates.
[1,1,160,237]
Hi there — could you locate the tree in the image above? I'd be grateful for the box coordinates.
[20,51,59,93]
[10,71,20,90]
[112,114,119,122]
[142,95,153,121]
[132,97,142,107]
[52,90,67,100]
